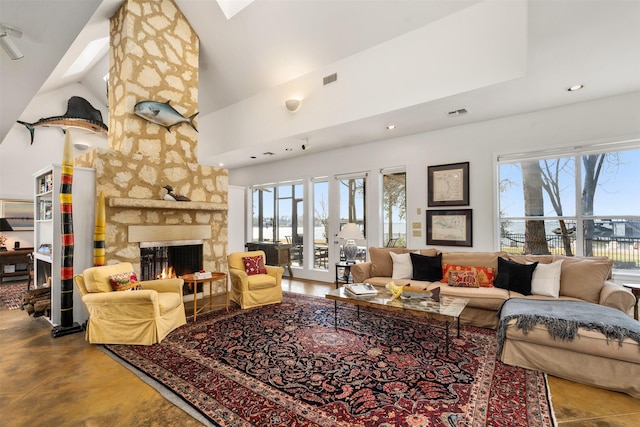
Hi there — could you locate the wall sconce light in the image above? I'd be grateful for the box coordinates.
[285,98,301,113]
[0,24,24,60]
[73,142,91,150]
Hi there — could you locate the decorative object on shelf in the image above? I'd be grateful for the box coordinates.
[337,222,364,263]
[37,244,52,255]
[93,191,105,266]
[162,185,191,201]
[16,96,108,145]
[52,130,83,338]
[428,161,470,207]
[134,100,198,132]
[426,209,473,247]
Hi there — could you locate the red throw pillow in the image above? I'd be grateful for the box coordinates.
[243,256,267,275]
[109,271,142,291]
[449,270,479,287]
[441,264,495,288]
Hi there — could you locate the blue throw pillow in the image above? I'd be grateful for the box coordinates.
[410,252,443,282]
[495,257,538,295]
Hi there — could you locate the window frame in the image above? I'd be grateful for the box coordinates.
[495,137,640,274]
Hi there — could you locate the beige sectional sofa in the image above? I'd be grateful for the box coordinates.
[349,247,640,398]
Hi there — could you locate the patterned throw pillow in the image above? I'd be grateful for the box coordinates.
[243,256,267,275]
[449,269,480,287]
[109,271,142,291]
[441,264,495,288]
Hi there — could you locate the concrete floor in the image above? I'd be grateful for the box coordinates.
[1,278,639,426]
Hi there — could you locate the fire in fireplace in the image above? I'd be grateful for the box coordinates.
[139,240,203,282]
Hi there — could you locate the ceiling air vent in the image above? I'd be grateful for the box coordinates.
[447,108,468,117]
[323,73,338,86]
[262,152,275,156]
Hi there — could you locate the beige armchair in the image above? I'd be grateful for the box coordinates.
[228,250,283,309]
[73,262,187,345]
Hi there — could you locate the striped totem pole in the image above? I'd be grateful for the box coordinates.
[94,191,106,266]
[52,130,83,337]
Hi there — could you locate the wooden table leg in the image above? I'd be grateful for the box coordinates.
[192,280,197,321]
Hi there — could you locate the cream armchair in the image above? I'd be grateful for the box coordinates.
[73,262,187,345]
[228,250,283,309]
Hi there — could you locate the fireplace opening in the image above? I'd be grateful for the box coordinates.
[140,240,203,293]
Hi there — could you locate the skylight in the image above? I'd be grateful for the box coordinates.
[216,0,255,20]
[63,36,109,77]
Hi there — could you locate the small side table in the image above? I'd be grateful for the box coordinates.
[623,283,640,321]
[181,272,228,321]
[335,261,356,289]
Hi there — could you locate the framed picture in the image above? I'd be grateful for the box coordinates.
[428,162,469,206]
[426,209,472,247]
[0,200,34,231]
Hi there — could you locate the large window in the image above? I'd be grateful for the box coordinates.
[313,179,329,270]
[498,145,640,271]
[338,174,367,262]
[252,182,304,266]
[382,169,406,247]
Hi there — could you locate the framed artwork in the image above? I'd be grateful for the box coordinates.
[428,162,469,206]
[0,200,34,231]
[426,209,472,247]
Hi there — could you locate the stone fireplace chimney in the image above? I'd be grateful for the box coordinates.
[76,0,228,292]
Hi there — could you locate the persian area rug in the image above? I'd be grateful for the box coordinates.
[0,282,27,310]
[104,293,556,427]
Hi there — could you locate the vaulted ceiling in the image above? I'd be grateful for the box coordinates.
[1,0,639,169]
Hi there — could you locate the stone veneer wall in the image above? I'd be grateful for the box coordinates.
[75,149,228,282]
[75,0,229,295]
[109,0,199,160]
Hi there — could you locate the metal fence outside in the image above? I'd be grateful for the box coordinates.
[500,233,640,270]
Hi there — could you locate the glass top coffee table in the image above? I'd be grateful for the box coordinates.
[325,286,469,356]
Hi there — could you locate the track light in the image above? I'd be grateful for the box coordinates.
[0,24,24,60]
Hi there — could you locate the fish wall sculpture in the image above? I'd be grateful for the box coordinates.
[17,96,108,144]
[134,100,198,132]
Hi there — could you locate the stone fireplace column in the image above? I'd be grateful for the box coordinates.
[76,0,228,284]
[109,0,199,162]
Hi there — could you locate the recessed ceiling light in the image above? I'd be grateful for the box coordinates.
[218,162,224,167]
[386,125,396,130]
[567,84,584,92]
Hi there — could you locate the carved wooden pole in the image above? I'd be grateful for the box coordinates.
[52,130,83,337]
[94,191,106,266]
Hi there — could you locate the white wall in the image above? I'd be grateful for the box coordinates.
[0,83,109,200]
[229,92,640,253]
[227,185,247,254]
[0,84,108,248]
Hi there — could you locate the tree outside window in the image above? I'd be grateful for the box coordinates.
[382,171,406,247]
[499,147,640,270]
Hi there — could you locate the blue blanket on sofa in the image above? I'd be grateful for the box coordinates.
[496,298,640,355]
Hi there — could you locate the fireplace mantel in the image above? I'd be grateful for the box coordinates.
[108,197,227,211]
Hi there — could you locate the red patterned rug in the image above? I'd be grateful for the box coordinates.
[0,282,27,310]
[105,293,556,426]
